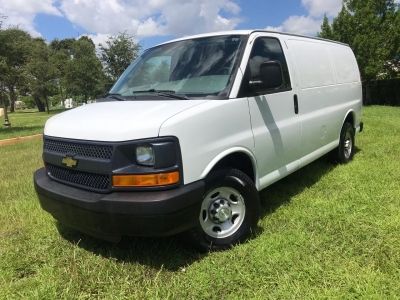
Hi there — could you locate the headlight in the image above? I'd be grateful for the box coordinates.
[136,145,155,166]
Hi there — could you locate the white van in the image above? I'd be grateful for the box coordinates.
[34,30,363,250]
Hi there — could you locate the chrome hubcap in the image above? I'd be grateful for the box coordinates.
[199,187,246,239]
[344,131,353,159]
[210,199,232,223]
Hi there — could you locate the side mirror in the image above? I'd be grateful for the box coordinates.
[249,61,284,91]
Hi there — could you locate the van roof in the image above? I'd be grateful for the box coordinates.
[156,29,349,47]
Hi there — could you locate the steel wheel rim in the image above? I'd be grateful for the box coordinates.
[344,130,353,159]
[199,186,246,239]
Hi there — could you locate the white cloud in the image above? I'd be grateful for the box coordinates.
[0,0,61,37]
[265,0,342,36]
[0,0,240,41]
[81,33,112,47]
[266,15,322,36]
[301,0,342,17]
[59,0,241,38]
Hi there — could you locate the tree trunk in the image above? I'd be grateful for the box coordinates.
[3,104,10,127]
[8,86,17,113]
[34,95,46,112]
[59,83,65,103]
[45,95,50,114]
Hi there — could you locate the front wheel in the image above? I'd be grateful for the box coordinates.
[188,169,260,251]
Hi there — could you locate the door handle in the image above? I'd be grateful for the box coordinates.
[294,94,299,114]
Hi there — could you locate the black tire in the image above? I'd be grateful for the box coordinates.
[335,122,355,164]
[187,168,260,252]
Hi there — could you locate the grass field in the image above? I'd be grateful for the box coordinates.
[0,109,62,140]
[0,106,399,299]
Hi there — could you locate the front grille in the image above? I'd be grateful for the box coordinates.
[46,164,110,191]
[44,138,113,160]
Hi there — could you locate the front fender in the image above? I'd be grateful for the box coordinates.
[200,147,260,189]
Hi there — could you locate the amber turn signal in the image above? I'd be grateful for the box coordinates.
[112,171,180,187]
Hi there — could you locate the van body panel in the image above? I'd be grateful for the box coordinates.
[199,146,258,186]
[44,100,208,141]
[248,92,301,188]
[237,33,302,189]
[159,98,254,185]
[285,38,362,160]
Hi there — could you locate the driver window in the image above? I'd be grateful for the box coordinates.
[240,37,291,96]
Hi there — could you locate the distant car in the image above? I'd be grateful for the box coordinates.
[34,30,363,250]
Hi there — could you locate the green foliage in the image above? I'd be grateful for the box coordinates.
[49,38,75,101]
[49,94,63,108]
[0,27,123,115]
[18,95,36,109]
[0,15,6,29]
[0,28,32,112]
[318,0,400,80]
[49,38,75,53]
[99,32,141,82]
[26,38,59,112]
[64,37,106,102]
[0,56,8,107]
[319,15,334,40]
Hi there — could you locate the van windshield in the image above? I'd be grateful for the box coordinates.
[109,35,246,99]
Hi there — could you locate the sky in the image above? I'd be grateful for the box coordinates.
[0,0,344,49]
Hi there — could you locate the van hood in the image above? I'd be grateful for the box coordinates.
[44,100,208,142]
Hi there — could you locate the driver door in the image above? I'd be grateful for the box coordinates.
[240,36,301,188]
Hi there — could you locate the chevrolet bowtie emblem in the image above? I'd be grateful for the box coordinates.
[62,156,78,168]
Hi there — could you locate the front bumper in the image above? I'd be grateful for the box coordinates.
[34,168,205,241]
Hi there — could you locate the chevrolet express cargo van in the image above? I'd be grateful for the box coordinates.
[34,30,363,250]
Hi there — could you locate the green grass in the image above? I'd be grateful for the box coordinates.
[0,109,63,140]
[0,106,399,299]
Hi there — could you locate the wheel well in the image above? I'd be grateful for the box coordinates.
[344,112,355,128]
[210,152,255,182]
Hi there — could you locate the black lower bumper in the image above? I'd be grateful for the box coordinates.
[34,168,205,241]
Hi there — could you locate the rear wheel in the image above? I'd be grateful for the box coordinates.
[188,169,260,251]
[335,122,355,164]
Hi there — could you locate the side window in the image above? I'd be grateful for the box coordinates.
[239,37,291,97]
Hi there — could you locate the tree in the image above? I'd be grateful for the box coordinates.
[0,28,110,115]
[0,56,11,127]
[318,0,400,80]
[0,20,10,126]
[0,15,6,29]
[0,28,32,112]
[318,15,334,40]
[49,38,75,53]
[26,38,59,113]
[49,38,76,102]
[99,32,141,82]
[64,37,106,102]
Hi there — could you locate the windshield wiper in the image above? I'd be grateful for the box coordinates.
[105,93,128,101]
[131,89,189,100]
